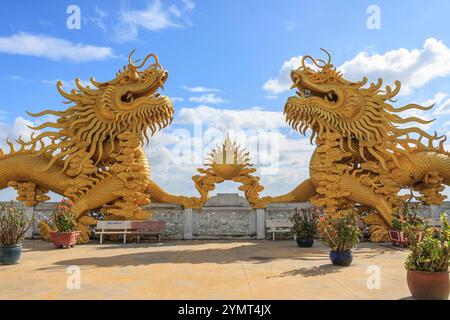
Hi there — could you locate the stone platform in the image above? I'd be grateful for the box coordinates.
[0,239,417,300]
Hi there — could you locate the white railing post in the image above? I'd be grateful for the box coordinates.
[256,208,266,240]
[184,208,193,240]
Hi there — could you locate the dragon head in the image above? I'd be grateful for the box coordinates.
[285,49,444,169]
[285,49,375,141]
[94,50,172,125]
[56,49,173,140]
[25,50,174,171]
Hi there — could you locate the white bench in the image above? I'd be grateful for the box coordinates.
[95,221,134,244]
[95,220,166,244]
[266,219,293,240]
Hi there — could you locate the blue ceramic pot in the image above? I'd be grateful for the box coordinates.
[329,250,353,266]
[0,244,22,265]
[296,238,314,248]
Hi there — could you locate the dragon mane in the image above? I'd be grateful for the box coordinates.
[17,51,174,176]
[285,49,447,170]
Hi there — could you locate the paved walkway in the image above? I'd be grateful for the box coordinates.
[0,240,414,299]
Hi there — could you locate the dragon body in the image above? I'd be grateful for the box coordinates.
[2,48,448,243]
[269,49,450,241]
[0,51,197,242]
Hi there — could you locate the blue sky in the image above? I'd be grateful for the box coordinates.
[1,0,450,200]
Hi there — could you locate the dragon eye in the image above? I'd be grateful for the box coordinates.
[325,91,338,103]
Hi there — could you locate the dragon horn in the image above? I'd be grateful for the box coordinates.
[135,53,160,70]
[320,48,332,66]
[128,49,137,66]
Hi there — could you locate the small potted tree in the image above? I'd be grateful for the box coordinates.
[49,199,80,248]
[318,212,360,266]
[389,203,425,247]
[290,208,319,247]
[405,213,449,300]
[0,204,34,265]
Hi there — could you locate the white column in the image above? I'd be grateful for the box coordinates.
[256,208,266,240]
[184,208,193,240]
[249,210,256,236]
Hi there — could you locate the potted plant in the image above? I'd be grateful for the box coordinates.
[389,203,425,247]
[49,199,80,248]
[318,212,360,266]
[290,208,319,247]
[0,204,34,265]
[405,213,449,300]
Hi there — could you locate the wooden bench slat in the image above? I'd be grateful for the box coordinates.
[96,221,132,229]
[95,220,166,244]
[266,219,293,228]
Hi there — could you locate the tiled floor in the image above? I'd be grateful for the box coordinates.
[0,239,416,300]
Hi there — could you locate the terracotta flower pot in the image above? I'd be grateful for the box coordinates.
[407,270,449,300]
[50,231,81,248]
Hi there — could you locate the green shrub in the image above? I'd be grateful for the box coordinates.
[52,199,77,232]
[405,213,449,272]
[391,203,425,231]
[290,208,319,239]
[0,204,34,245]
[318,211,360,252]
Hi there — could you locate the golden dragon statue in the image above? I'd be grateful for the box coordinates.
[0,51,199,243]
[267,49,450,241]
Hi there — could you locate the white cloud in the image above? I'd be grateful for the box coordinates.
[169,5,181,17]
[432,93,450,115]
[189,94,226,105]
[0,32,115,63]
[0,108,315,202]
[114,0,193,41]
[284,22,297,31]
[435,99,450,115]
[176,105,287,130]
[262,55,302,95]
[423,92,448,107]
[122,0,179,31]
[146,119,313,197]
[395,93,446,131]
[41,79,91,90]
[0,117,35,149]
[339,38,450,95]
[85,6,108,32]
[171,97,184,102]
[4,75,23,81]
[182,0,195,10]
[182,85,221,93]
[263,38,450,96]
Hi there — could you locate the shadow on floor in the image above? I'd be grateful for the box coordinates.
[39,244,290,270]
[31,240,397,271]
[90,240,257,250]
[268,264,342,278]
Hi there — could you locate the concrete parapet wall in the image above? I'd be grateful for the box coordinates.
[2,193,448,240]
